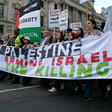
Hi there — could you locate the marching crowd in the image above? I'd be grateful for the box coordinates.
[0,19,111,102]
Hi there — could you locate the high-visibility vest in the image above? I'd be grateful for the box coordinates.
[15,35,23,47]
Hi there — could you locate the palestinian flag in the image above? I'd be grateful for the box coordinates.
[19,0,42,43]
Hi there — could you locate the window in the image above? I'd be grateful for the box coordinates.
[0,25,3,33]
[54,4,57,9]
[0,4,4,17]
[41,1,44,8]
[14,8,18,21]
[41,16,44,26]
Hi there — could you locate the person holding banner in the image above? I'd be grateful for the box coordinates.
[11,28,24,84]
[39,30,53,87]
[55,32,64,43]
[84,19,102,38]
[76,28,84,40]
[21,36,33,86]
[67,32,78,94]
[83,19,108,101]
[40,30,52,47]
[12,28,24,48]
[0,34,11,82]
[48,32,65,93]
[68,32,84,94]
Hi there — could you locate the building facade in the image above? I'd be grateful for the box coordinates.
[0,0,106,39]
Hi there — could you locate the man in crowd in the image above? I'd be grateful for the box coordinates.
[0,34,11,81]
[39,30,53,87]
[3,34,11,46]
[40,30,53,47]
[11,27,24,84]
[10,35,14,46]
[12,27,24,47]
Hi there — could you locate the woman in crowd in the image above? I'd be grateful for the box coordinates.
[21,36,33,85]
[83,19,108,101]
[55,32,65,43]
[67,32,78,94]
[76,28,84,40]
[68,32,77,40]
[67,32,84,94]
[48,32,64,93]
[84,19,102,37]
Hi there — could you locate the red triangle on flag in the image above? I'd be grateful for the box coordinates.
[15,9,20,28]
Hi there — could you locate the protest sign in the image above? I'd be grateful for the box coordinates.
[59,9,68,31]
[49,9,60,28]
[71,22,82,33]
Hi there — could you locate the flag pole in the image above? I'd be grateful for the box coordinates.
[86,1,88,21]
[54,27,55,39]
[46,0,48,29]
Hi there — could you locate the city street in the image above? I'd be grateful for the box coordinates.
[0,78,112,112]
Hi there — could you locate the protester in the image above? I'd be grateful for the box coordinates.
[40,30,52,47]
[10,35,14,46]
[55,32,64,43]
[39,30,53,87]
[0,34,11,81]
[0,40,3,76]
[21,36,33,85]
[67,32,77,94]
[76,28,84,40]
[48,32,65,93]
[32,42,39,49]
[11,27,24,84]
[84,19,102,38]
[3,34,11,46]
[68,32,77,40]
[83,19,108,101]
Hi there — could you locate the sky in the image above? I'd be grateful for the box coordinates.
[94,0,112,13]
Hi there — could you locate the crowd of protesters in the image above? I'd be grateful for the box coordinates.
[0,19,111,102]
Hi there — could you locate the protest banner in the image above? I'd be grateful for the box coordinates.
[59,9,68,31]
[0,32,112,79]
[19,0,42,43]
[71,22,82,33]
[49,9,60,28]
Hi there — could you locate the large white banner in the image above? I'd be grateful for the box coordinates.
[80,0,90,4]
[0,31,112,79]
[59,9,68,31]
[49,9,60,28]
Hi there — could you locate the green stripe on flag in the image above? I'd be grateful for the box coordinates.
[20,27,42,43]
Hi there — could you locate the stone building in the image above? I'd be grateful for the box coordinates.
[0,0,106,39]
